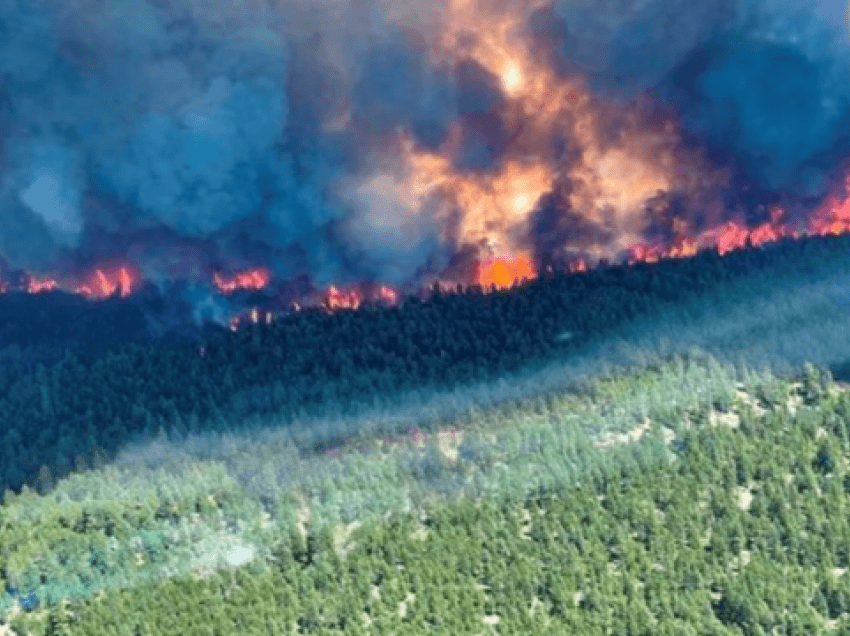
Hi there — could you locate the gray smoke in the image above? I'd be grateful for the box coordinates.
[0,0,455,293]
[2,0,850,308]
[542,0,850,198]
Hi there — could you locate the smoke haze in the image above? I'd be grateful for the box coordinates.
[1,0,849,299]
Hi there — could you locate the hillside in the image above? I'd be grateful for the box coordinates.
[4,231,850,501]
[2,350,850,634]
[3,0,850,630]
[3,233,850,635]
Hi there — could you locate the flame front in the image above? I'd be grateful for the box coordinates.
[3,0,850,333]
[24,265,137,298]
[213,269,271,294]
[476,253,536,289]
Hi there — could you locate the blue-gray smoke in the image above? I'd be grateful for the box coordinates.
[543,0,850,198]
[0,0,456,292]
[1,0,849,309]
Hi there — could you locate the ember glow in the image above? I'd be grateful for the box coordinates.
[18,265,138,299]
[476,253,537,290]
[212,269,271,294]
[0,0,848,329]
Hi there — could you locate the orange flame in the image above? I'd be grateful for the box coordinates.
[378,285,398,304]
[27,276,60,294]
[74,266,136,298]
[382,0,729,266]
[809,171,850,236]
[324,285,363,311]
[23,265,137,298]
[476,252,536,289]
[317,284,403,311]
[1,191,850,335]
[7,0,850,337]
[213,268,270,293]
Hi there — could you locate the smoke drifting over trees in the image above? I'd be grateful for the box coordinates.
[0,0,848,297]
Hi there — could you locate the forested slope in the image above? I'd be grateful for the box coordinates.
[2,354,850,634]
[3,232,850,498]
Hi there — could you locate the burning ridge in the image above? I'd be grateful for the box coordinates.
[0,0,848,331]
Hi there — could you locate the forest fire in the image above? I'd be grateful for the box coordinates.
[385,0,728,273]
[3,182,849,333]
[808,172,850,236]
[0,0,848,331]
[475,253,537,289]
[212,269,271,294]
[4,161,850,328]
[4,265,140,299]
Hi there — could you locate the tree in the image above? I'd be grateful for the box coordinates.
[44,604,75,636]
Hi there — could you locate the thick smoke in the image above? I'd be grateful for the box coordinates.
[0,0,454,293]
[541,0,850,198]
[1,0,849,309]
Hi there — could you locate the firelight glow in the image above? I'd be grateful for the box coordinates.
[1,0,849,331]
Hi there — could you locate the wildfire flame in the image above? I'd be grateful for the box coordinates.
[387,0,728,266]
[377,285,398,304]
[22,265,137,298]
[2,195,849,333]
[27,276,59,294]
[228,306,276,332]
[75,266,136,298]
[319,284,400,312]
[808,171,850,236]
[476,252,536,289]
[324,285,363,311]
[213,268,271,293]
[4,2,850,333]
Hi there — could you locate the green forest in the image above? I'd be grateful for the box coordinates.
[2,350,850,634]
[3,232,850,634]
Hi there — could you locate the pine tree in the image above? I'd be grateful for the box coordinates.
[44,605,74,636]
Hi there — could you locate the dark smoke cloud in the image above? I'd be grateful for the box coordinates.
[547,0,735,95]
[541,0,850,198]
[665,35,850,198]
[0,0,454,298]
[350,31,456,147]
[2,0,850,315]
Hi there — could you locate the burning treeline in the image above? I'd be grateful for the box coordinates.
[1,0,849,330]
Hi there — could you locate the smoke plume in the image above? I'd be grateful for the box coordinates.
[1,0,848,311]
[541,0,850,197]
